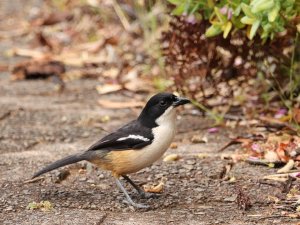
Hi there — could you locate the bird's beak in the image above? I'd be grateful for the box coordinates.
[172,96,191,107]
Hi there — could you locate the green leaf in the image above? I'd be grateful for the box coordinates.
[232,17,246,29]
[171,3,186,15]
[233,5,242,16]
[223,21,232,38]
[205,24,223,37]
[241,16,256,25]
[268,2,280,22]
[241,3,256,18]
[249,20,261,39]
[251,0,275,14]
[167,0,182,5]
[214,7,227,23]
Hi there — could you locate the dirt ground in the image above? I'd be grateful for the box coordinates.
[0,1,299,225]
[1,75,299,225]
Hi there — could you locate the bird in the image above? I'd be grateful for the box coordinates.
[32,92,190,208]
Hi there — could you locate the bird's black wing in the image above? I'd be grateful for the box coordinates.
[87,120,154,151]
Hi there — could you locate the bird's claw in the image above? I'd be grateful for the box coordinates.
[139,192,161,199]
[122,199,150,209]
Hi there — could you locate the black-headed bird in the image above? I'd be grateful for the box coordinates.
[32,92,190,208]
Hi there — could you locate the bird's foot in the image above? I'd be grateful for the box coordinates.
[138,191,161,199]
[122,199,150,209]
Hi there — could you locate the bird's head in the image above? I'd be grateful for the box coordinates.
[138,92,190,127]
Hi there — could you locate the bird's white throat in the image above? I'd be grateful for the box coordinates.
[155,106,176,126]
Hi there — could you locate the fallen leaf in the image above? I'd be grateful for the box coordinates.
[11,48,47,59]
[144,181,164,193]
[163,154,180,162]
[124,78,154,93]
[11,59,65,81]
[277,159,295,173]
[33,12,73,26]
[191,135,207,143]
[27,201,53,211]
[197,153,208,159]
[96,84,123,95]
[170,142,178,149]
[264,150,280,163]
[293,108,300,123]
[98,99,144,109]
[263,174,290,182]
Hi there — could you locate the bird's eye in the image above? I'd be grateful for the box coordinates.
[159,100,167,106]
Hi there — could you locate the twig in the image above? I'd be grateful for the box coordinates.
[112,0,131,31]
[23,177,44,184]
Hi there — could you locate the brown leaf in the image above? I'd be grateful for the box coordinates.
[218,137,256,152]
[98,99,144,109]
[11,48,47,59]
[33,31,62,52]
[144,181,164,193]
[163,154,180,162]
[0,64,8,72]
[96,84,123,95]
[124,78,153,93]
[33,12,73,26]
[11,59,65,81]
[293,108,300,123]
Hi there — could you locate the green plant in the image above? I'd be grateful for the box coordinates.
[168,0,299,41]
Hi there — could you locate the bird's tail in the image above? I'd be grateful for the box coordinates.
[32,151,92,179]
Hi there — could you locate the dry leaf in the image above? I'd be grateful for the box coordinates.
[197,153,208,159]
[11,48,47,59]
[263,174,290,182]
[33,12,73,26]
[170,142,178,149]
[11,59,65,81]
[264,150,280,163]
[163,154,180,162]
[144,181,164,193]
[98,99,144,109]
[293,108,300,123]
[96,84,122,95]
[124,79,153,93]
[277,159,295,173]
[191,135,207,143]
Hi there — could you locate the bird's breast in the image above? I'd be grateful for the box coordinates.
[95,120,176,176]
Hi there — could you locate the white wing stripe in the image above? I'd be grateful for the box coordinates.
[117,135,150,142]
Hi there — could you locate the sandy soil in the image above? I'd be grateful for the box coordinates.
[0,76,298,225]
[0,1,298,224]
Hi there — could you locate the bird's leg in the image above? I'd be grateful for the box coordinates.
[115,178,149,209]
[122,175,160,199]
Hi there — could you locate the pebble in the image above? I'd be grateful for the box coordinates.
[5,206,13,211]
[82,131,90,137]
[182,164,194,171]
[98,174,105,179]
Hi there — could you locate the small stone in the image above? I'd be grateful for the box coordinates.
[82,132,90,137]
[182,164,194,171]
[5,206,13,211]
[224,195,237,202]
[186,160,196,165]
[79,177,87,182]
[61,116,67,122]
[87,179,95,184]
